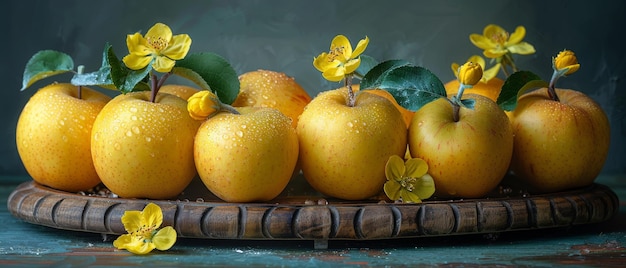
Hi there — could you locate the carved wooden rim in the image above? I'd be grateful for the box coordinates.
[7,181,619,241]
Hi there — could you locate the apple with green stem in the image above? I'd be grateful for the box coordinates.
[298,35,407,200]
[504,50,610,193]
[16,50,113,192]
[405,62,514,198]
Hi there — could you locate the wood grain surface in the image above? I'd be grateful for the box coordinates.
[7,180,619,242]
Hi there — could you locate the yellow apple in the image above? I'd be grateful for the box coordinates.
[91,91,198,199]
[232,69,312,128]
[408,94,513,198]
[444,78,504,102]
[297,87,407,200]
[16,83,112,192]
[353,84,415,128]
[158,84,199,100]
[194,107,299,202]
[508,88,610,193]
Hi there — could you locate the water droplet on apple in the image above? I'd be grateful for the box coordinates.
[241,124,247,129]
[62,135,68,142]
[59,120,65,126]
[130,107,138,113]
[236,131,244,137]
[114,143,121,151]
[132,126,141,134]
[347,122,354,128]
[131,115,138,121]
[262,94,269,100]
[126,130,132,137]
[145,136,152,142]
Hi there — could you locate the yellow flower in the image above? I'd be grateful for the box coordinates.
[122,23,192,73]
[384,155,435,203]
[187,90,220,120]
[470,24,535,59]
[457,61,483,86]
[451,55,499,83]
[113,203,177,255]
[313,35,369,82]
[553,50,580,75]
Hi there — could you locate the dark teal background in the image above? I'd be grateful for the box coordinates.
[3,0,625,178]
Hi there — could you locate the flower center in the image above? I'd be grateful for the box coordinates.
[400,177,417,192]
[133,224,158,241]
[490,31,509,46]
[147,36,168,51]
[328,46,346,62]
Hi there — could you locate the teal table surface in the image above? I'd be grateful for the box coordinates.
[1,175,625,267]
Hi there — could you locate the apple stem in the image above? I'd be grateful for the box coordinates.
[345,74,356,107]
[77,65,84,99]
[547,71,561,102]
[149,72,172,103]
[452,102,461,122]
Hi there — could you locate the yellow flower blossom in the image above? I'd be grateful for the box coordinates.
[451,55,499,83]
[553,50,580,75]
[187,90,220,120]
[469,24,535,59]
[113,203,177,255]
[122,23,191,73]
[313,35,369,82]
[384,155,435,203]
[457,61,483,86]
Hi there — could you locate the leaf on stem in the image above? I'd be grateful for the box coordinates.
[21,50,74,91]
[361,60,446,111]
[497,71,549,111]
[174,53,240,105]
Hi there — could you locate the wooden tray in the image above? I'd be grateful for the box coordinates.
[7,175,619,248]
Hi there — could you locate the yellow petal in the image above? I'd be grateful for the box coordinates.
[467,55,486,70]
[114,234,155,255]
[482,63,501,82]
[322,67,346,82]
[404,157,428,178]
[384,180,402,201]
[507,42,536,55]
[483,48,507,59]
[385,155,406,181]
[450,62,460,78]
[153,56,177,73]
[469,34,495,50]
[143,203,164,228]
[483,24,506,40]
[351,36,369,58]
[126,33,153,56]
[458,61,483,86]
[414,174,435,200]
[330,35,352,62]
[313,53,341,72]
[122,54,153,70]
[153,226,177,251]
[343,58,361,74]
[507,26,526,45]
[120,210,142,233]
[400,190,421,203]
[161,34,192,60]
[146,23,173,44]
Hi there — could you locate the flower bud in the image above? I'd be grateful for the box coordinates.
[553,50,580,75]
[187,90,219,120]
[458,61,483,86]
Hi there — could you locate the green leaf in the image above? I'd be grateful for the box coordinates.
[71,44,114,88]
[362,61,446,112]
[21,50,74,91]
[107,45,152,93]
[360,59,412,90]
[174,52,240,104]
[355,54,378,77]
[497,71,549,111]
[170,67,211,91]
